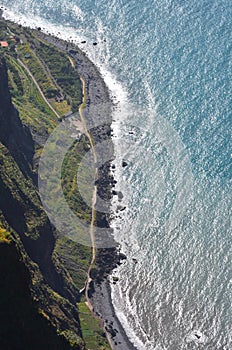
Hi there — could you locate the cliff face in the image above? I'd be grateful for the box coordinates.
[0,233,74,350]
[0,57,84,349]
[0,57,66,298]
[0,15,115,348]
[0,58,34,179]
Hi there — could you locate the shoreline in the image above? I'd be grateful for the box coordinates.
[39,30,138,350]
[0,12,139,350]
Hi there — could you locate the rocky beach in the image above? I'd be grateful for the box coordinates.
[35,29,137,350]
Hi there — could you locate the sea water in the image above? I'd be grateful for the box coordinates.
[1,1,231,349]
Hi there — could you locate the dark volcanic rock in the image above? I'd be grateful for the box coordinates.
[117,191,123,199]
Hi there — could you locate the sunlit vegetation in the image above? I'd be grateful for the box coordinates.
[35,41,82,110]
[0,17,109,350]
[78,303,111,350]
[0,227,12,244]
[17,43,58,98]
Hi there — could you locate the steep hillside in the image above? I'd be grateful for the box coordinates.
[0,228,76,350]
[0,15,111,349]
[0,56,85,349]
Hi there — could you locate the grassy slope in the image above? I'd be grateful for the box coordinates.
[0,18,109,350]
[0,138,84,349]
[78,303,111,350]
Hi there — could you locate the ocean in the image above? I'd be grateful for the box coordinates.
[1,0,231,349]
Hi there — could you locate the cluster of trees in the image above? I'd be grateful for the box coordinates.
[37,42,82,110]
[7,59,24,96]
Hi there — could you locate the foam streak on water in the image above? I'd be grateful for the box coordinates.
[1,1,231,349]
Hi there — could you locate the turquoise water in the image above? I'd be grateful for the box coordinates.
[1,0,231,349]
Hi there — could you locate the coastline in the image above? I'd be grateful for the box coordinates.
[0,14,138,350]
[1,3,231,349]
[38,30,138,350]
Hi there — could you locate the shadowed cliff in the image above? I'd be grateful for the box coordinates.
[0,56,84,349]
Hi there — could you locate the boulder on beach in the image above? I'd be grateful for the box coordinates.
[118,253,127,260]
[117,191,123,199]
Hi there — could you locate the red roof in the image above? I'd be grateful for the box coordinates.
[0,41,9,47]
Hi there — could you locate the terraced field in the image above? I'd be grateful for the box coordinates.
[0,18,110,349]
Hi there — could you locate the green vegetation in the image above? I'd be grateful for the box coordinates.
[0,235,78,350]
[0,141,47,240]
[0,20,17,54]
[52,99,71,116]
[54,236,91,291]
[17,43,58,98]
[1,18,80,118]
[7,58,24,95]
[6,54,57,139]
[78,303,111,350]
[0,227,12,244]
[61,139,92,222]
[53,139,93,292]
[0,17,110,350]
[35,41,82,110]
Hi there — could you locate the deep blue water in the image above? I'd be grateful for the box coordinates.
[1,0,231,349]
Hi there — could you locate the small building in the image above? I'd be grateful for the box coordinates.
[0,41,9,48]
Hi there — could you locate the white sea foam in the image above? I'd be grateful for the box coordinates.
[72,4,84,21]
[1,6,143,348]
[0,6,129,234]
[1,7,84,40]
[2,5,228,350]
[110,290,149,350]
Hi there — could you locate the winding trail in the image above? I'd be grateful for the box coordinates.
[17,58,61,120]
[78,75,98,311]
[19,54,98,297]
[18,56,98,297]
[13,43,113,348]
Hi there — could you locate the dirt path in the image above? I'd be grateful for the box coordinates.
[17,58,61,120]
[19,55,97,286]
[77,76,98,310]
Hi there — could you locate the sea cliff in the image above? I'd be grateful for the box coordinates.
[0,14,136,350]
